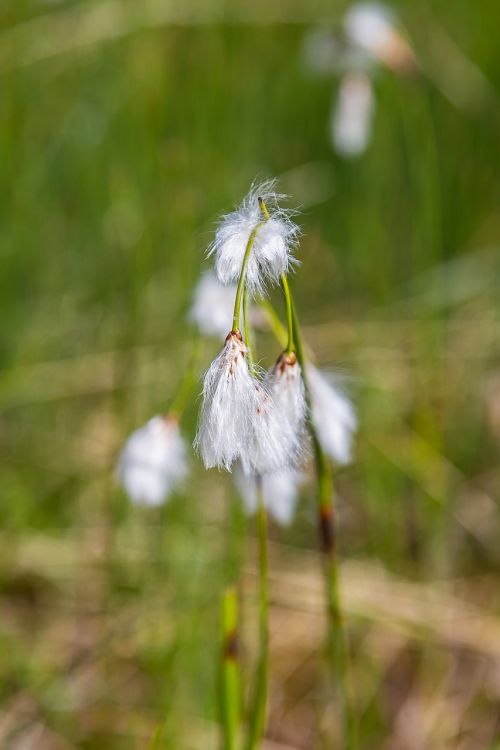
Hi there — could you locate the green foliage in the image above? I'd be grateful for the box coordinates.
[1,1,499,747]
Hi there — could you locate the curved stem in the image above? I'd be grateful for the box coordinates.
[258,196,270,220]
[259,299,287,349]
[245,477,269,750]
[232,223,264,332]
[280,274,294,354]
[242,285,255,374]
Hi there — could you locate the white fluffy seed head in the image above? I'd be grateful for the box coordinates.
[240,381,295,476]
[344,2,395,57]
[209,180,300,297]
[266,352,307,464]
[189,271,237,339]
[234,466,303,526]
[344,2,414,71]
[331,71,375,157]
[117,416,188,506]
[307,365,358,465]
[194,330,257,471]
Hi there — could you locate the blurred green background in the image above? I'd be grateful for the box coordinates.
[1,1,500,748]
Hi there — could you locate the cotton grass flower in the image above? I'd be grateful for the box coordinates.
[117,415,188,506]
[195,332,301,475]
[344,2,414,72]
[195,330,257,471]
[235,466,303,526]
[189,271,237,339]
[331,71,375,157]
[266,351,307,463]
[308,365,357,465]
[209,180,300,296]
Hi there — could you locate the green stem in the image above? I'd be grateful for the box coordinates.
[242,285,255,374]
[259,299,288,348]
[258,196,270,220]
[259,195,295,353]
[221,587,240,750]
[232,223,265,332]
[245,477,269,750]
[280,274,295,354]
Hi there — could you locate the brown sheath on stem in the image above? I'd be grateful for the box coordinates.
[223,629,238,661]
[319,504,336,556]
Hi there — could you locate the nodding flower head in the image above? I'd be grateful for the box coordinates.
[209,180,300,297]
[235,466,303,526]
[307,364,358,465]
[195,332,302,475]
[117,415,188,506]
[266,351,307,463]
[195,330,257,471]
[189,271,237,339]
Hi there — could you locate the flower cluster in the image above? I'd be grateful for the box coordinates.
[195,183,307,478]
[117,181,357,529]
[114,180,359,750]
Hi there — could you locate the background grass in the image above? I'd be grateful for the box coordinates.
[1,0,500,747]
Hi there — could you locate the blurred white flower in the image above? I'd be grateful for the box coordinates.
[266,352,307,463]
[331,71,375,157]
[235,467,303,526]
[189,271,237,339]
[209,180,299,296]
[195,330,257,471]
[117,416,188,506]
[308,365,357,465]
[344,2,414,71]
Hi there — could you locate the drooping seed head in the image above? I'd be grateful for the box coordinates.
[117,415,188,506]
[209,180,300,297]
[194,330,257,471]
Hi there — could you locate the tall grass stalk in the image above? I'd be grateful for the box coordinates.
[290,295,358,749]
[245,477,269,750]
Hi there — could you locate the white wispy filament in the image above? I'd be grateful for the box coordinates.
[240,381,295,476]
[308,365,358,465]
[117,416,188,506]
[266,351,307,464]
[209,180,300,296]
[195,331,300,475]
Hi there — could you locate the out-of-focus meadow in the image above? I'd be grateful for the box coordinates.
[1,1,500,748]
